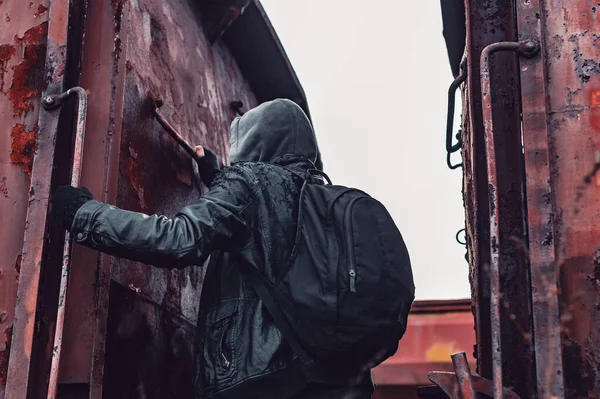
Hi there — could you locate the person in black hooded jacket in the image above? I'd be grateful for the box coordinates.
[51,99,374,399]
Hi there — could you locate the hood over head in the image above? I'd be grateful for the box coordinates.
[229,99,320,166]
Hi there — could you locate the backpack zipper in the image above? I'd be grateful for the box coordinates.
[345,197,362,293]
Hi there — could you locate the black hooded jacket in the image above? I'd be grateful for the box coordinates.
[70,99,370,398]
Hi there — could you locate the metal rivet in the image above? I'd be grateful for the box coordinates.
[77,233,84,240]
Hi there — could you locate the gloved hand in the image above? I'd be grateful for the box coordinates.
[51,186,93,230]
[194,145,220,187]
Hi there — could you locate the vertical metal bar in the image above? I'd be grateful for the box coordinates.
[515,1,567,396]
[452,352,477,399]
[480,40,539,399]
[40,88,88,399]
[4,0,71,397]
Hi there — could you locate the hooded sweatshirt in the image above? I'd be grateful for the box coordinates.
[229,98,319,165]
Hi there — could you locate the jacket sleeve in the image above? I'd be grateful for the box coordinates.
[69,173,254,269]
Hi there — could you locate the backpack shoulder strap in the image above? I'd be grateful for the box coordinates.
[245,270,316,370]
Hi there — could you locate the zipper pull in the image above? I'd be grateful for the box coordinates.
[221,352,231,369]
[349,270,356,293]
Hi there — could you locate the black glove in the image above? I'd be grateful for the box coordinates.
[51,186,93,230]
[196,147,220,187]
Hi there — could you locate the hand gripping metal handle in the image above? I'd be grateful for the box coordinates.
[479,40,539,399]
[42,87,88,399]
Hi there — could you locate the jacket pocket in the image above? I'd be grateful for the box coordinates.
[202,300,240,388]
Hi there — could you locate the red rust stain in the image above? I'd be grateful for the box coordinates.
[10,45,46,116]
[34,4,48,18]
[0,45,16,61]
[591,89,600,131]
[0,326,13,387]
[0,45,16,92]
[15,22,48,44]
[10,123,38,176]
[9,23,48,116]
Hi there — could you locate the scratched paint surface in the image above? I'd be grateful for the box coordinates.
[102,1,257,396]
[0,1,50,395]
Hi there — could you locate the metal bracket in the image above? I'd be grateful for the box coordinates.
[42,87,88,399]
[479,39,539,399]
[446,58,467,170]
[428,352,521,399]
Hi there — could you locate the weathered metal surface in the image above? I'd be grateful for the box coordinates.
[199,0,252,44]
[515,2,567,397]
[153,100,203,164]
[480,40,540,399]
[99,0,259,396]
[3,0,70,396]
[517,0,600,397]
[0,0,308,396]
[462,1,536,397]
[0,1,50,396]
[42,87,88,399]
[56,2,129,396]
[372,300,476,387]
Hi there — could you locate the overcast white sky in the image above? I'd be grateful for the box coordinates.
[260,0,469,300]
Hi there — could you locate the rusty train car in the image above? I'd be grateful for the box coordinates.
[1,0,599,398]
[424,0,600,398]
[1,1,312,398]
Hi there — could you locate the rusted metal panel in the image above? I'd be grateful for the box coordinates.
[480,39,540,399]
[372,301,476,387]
[0,0,51,393]
[515,2,567,397]
[0,0,308,396]
[0,1,50,395]
[98,0,259,395]
[462,1,536,396]
[517,0,600,397]
[2,0,71,396]
[57,2,130,394]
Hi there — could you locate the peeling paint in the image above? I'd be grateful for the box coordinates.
[10,123,38,176]
[33,4,48,18]
[9,23,47,117]
[570,33,600,84]
[0,45,16,92]
[0,45,16,61]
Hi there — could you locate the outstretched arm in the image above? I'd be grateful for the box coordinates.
[51,171,254,269]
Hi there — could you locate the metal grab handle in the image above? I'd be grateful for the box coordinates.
[479,40,539,399]
[42,87,88,399]
[446,58,467,170]
[152,99,203,164]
